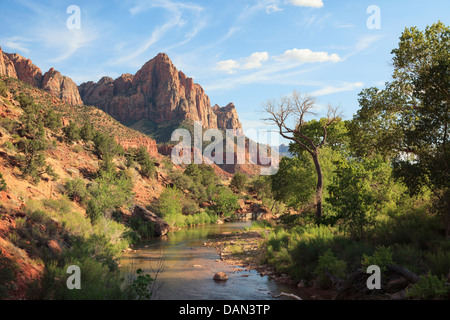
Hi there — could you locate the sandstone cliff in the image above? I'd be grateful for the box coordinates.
[78,53,242,136]
[0,46,82,105]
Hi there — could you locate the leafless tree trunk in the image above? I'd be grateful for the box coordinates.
[264,91,340,219]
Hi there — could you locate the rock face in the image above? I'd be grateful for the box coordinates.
[212,103,242,130]
[78,53,242,133]
[42,68,83,105]
[0,46,82,105]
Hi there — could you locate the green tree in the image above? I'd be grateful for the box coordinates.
[79,122,95,142]
[63,121,80,143]
[349,22,450,235]
[264,92,341,219]
[230,171,248,192]
[211,186,239,217]
[134,147,155,178]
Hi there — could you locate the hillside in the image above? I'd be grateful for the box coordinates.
[0,75,272,299]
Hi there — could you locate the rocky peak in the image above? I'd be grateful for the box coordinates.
[212,103,242,130]
[42,68,83,105]
[78,52,245,134]
[0,46,82,105]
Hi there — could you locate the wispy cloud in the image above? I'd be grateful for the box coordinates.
[276,48,341,64]
[215,51,270,73]
[310,81,364,96]
[110,0,207,66]
[1,36,30,54]
[289,0,324,8]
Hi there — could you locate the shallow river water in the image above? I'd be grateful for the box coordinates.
[120,221,306,300]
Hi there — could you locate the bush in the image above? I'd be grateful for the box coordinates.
[0,251,17,299]
[361,246,393,272]
[406,272,449,299]
[230,172,247,192]
[64,178,88,203]
[0,80,7,97]
[157,187,183,217]
[315,249,347,288]
[211,186,239,217]
[92,132,122,160]
[0,173,6,191]
[134,147,155,178]
[79,122,95,142]
[63,121,80,142]
[43,109,62,132]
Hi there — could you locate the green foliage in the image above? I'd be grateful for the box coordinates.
[131,269,154,300]
[314,249,347,288]
[230,171,247,192]
[0,173,6,192]
[134,147,156,178]
[361,246,393,272]
[157,187,183,217]
[127,216,154,240]
[43,109,62,132]
[64,178,88,203]
[326,158,379,239]
[406,272,449,299]
[0,251,17,299]
[349,22,450,232]
[210,186,239,217]
[15,136,56,184]
[79,122,95,142]
[0,79,7,97]
[92,131,123,160]
[63,121,80,143]
[87,170,133,224]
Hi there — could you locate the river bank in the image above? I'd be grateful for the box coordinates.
[203,228,336,300]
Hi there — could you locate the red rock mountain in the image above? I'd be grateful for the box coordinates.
[78,53,242,134]
[0,46,82,105]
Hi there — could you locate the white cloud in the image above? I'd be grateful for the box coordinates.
[2,37,30,54]
[266,5,283,14]
[215,51,269,73]
[277,48,341,64]
[310,82,364,96]
[242,52,269,69]
[289,0,324,8]
[214,59,240,73]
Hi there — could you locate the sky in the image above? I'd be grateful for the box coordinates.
[0,0,449,145]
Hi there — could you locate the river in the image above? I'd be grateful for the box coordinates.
[120,221,306,300]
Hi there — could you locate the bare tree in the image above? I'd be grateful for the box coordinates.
[264,91,340,219]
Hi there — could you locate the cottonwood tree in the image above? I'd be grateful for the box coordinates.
[264,91,340,219]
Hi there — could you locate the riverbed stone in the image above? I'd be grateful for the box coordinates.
[213,272,228,281]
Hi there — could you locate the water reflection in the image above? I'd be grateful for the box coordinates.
[121,222,304,300]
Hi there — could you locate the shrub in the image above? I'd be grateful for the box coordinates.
[79,122,95,142]
[134,147,155,178]
[230,172,247,192]
[131,269,154,300]
[0,173,6,191]
[92,131,123,159]
[315,249,347,288]
[211,186,239,217]
[0,80,7,97]
[361,246,393,272]
[128,216,154,240]
[157,187,183,217]
[406,272,449,299]
[43,109,62,132]
[63,121,80,142]
[64,178,88,203]
[0,251,17,299]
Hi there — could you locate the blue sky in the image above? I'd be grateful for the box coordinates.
[1,0,449,144]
